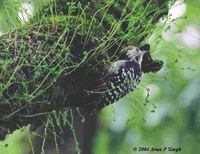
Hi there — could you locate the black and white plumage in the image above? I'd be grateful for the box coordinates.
[94,46,147,112]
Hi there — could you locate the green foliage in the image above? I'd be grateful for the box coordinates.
[0,0,23,32]
[93,1,200,154]
[0,128,33,154]
[0,0,178,153]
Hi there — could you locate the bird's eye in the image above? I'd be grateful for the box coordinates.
[135,56,139,61]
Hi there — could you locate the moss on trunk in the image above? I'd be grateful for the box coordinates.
[0,0,172,141]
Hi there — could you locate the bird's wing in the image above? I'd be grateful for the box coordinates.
[106,60,139,84]
[90,60,140,113]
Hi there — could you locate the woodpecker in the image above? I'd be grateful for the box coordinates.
[93,45,148,112]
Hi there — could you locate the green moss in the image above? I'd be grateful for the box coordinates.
[0,0,174,152]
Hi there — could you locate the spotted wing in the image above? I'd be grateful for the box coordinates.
[96,59,141,111]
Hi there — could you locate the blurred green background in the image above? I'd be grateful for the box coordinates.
[0,0,200,154]
[93,1,200,154]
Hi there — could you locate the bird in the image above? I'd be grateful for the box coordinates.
[89,45,148,113]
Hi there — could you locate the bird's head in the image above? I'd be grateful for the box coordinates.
[126,45,148,64]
